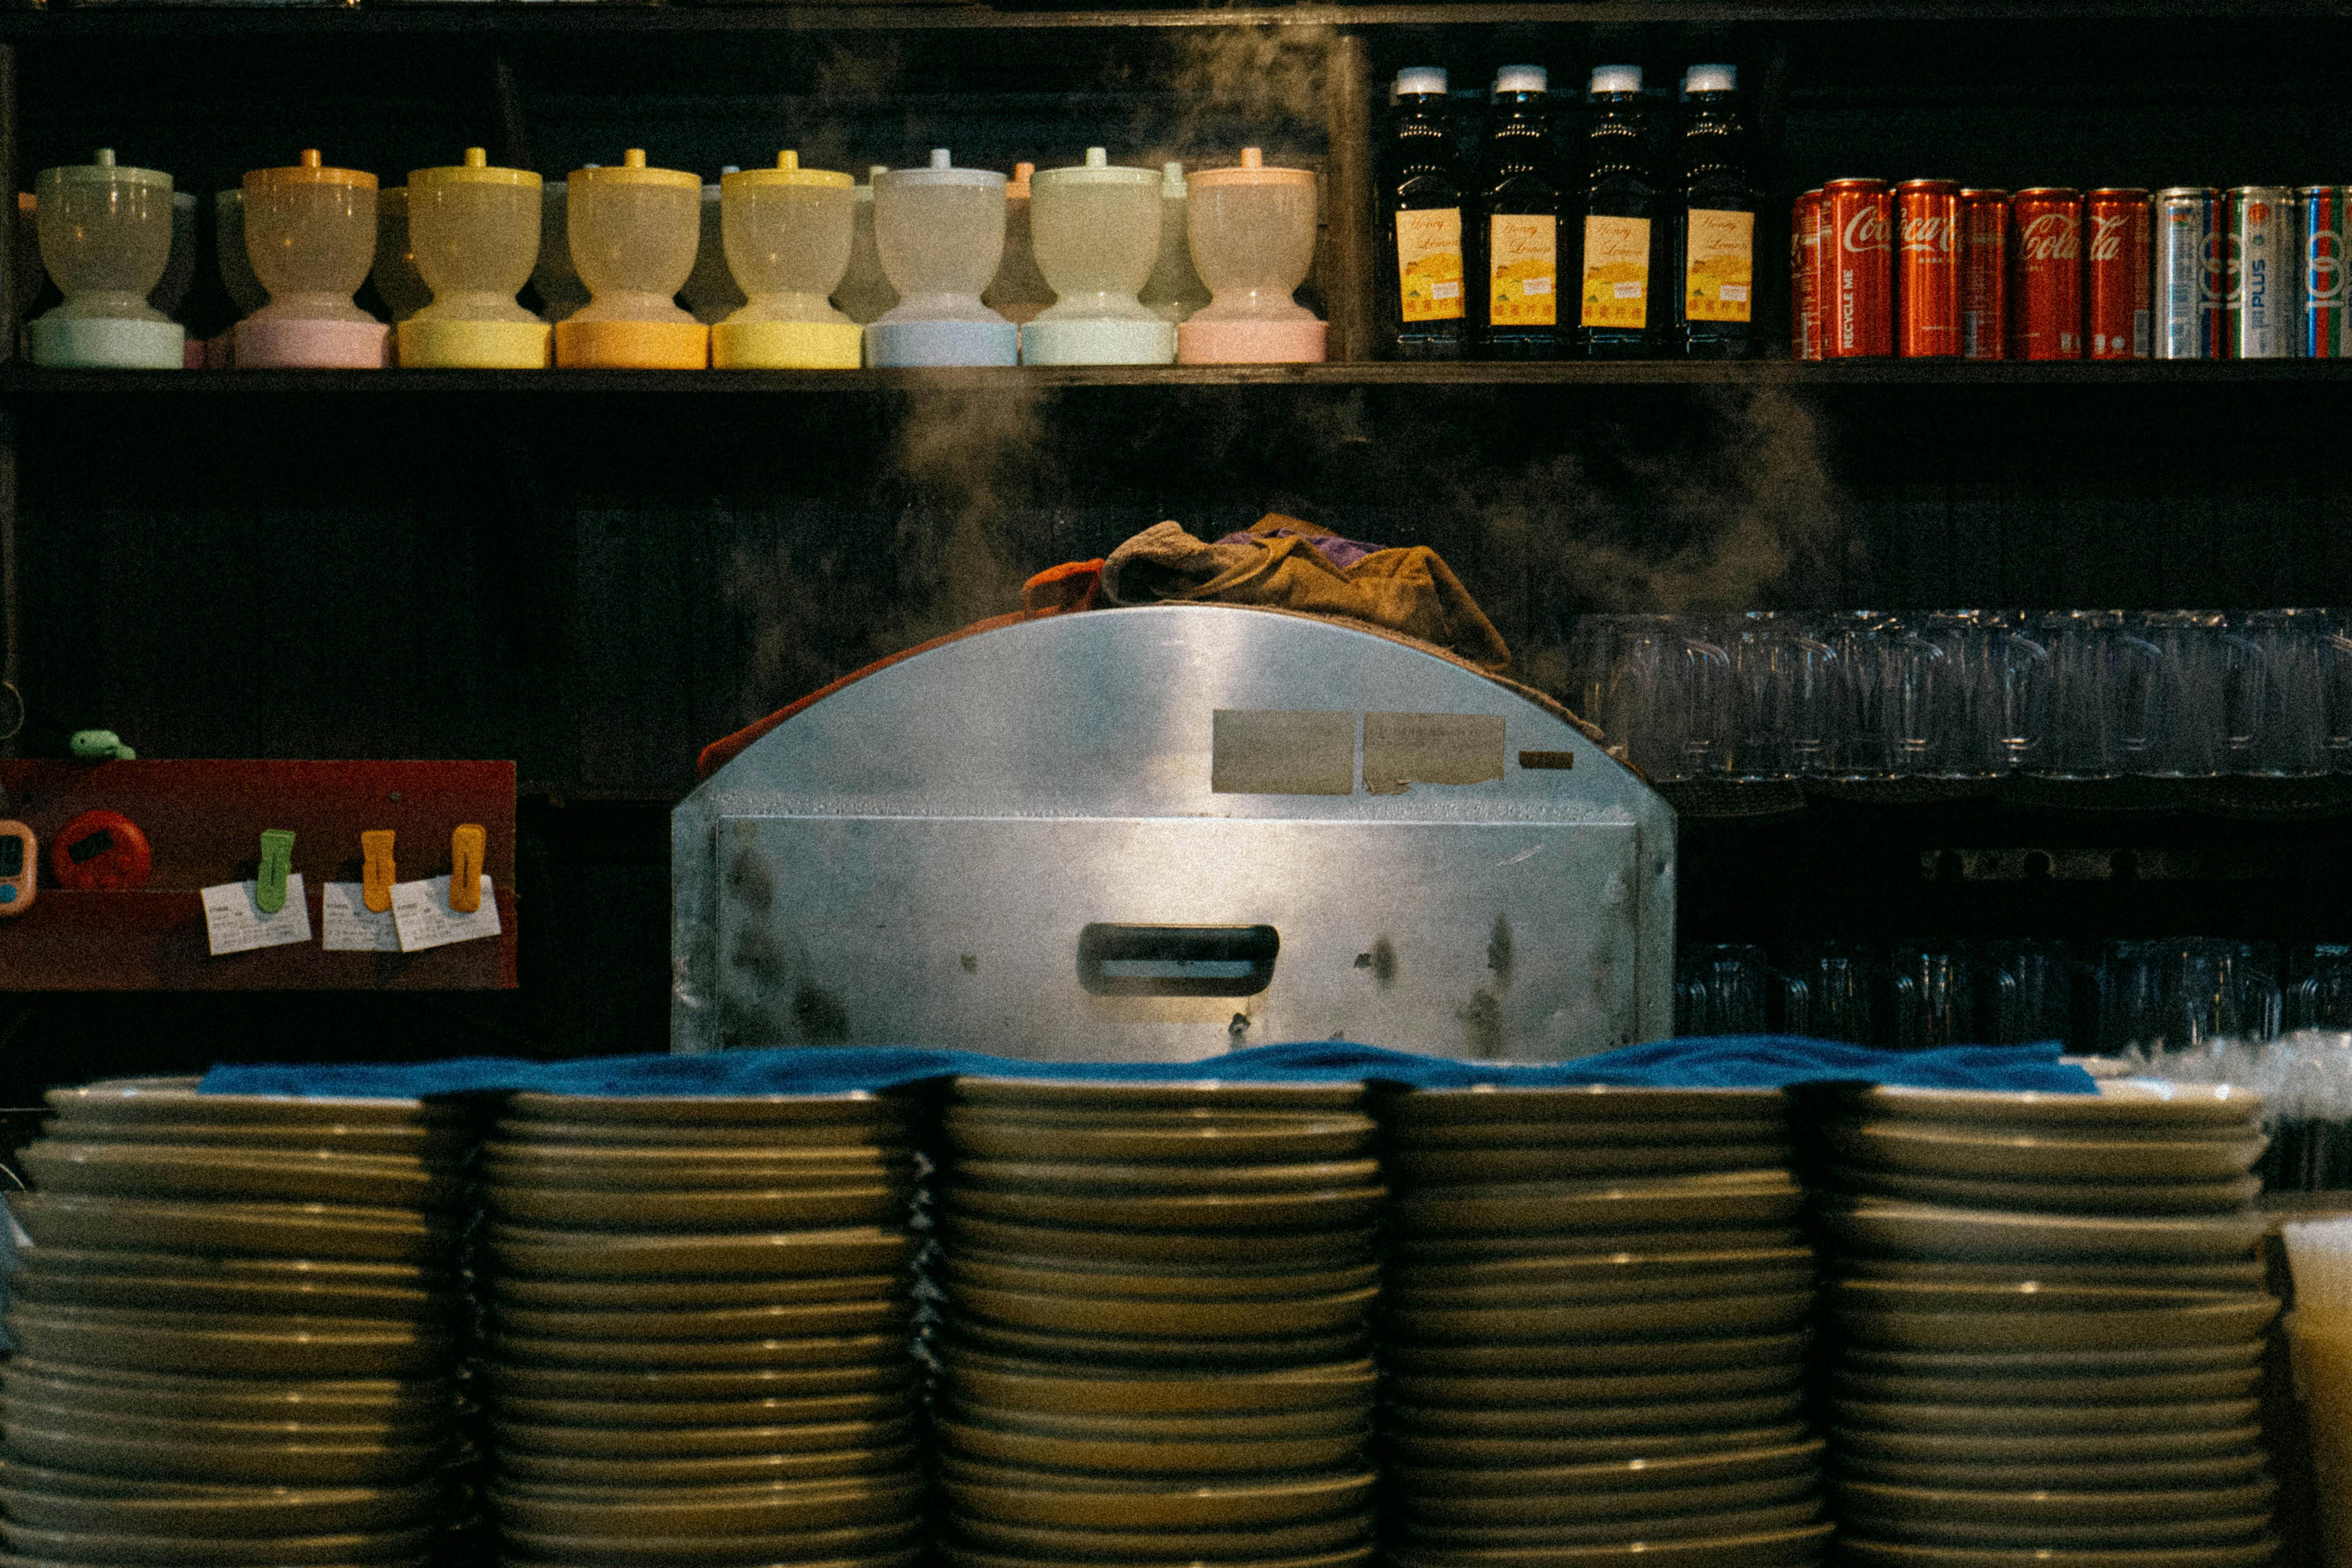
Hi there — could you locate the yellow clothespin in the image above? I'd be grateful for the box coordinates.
[361,830,396,913]
[449,824,485,914]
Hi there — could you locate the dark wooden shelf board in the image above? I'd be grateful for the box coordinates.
[6,359,2352,393]
[6,0,2352,36]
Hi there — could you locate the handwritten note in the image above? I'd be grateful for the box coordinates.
[202,875,312,956]
[390,875,500,953]
[320,881,401,952]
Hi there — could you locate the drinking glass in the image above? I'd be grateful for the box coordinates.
[2294,946,2352,1030]
[2227,609,2352,777]
[1571,614,1732,782]
[1718,612,1840,780]
[1783,940,1874,1043]
[1675,943,1771,1035]
[2120,610,2242,777]
[2028,609,2158,779]
[1915,610,2047,777]
[2097,936,2283,1054]
[1888,941,1974,1050]
[1815,611,1939,779]
[1979,938,2074,1045]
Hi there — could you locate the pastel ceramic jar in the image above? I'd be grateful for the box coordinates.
[373,188,432,324]
[712,152,859,370]
[235,149,388,370]
[1023,147,1172,365]
[1178,147,1325,365]
[213,190,268,318]
[982,162,1053,326]
[397,149,548,370]
[556,149,706,369]
[867,149,1016,368]
[1140,161,1211,323]
[681,171,748,326]
[830,166,897,326]
[531,180,589,323]
[29,149,185,369]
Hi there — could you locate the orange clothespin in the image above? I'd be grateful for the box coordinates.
[361,830,396,913]
[449,824,485,914]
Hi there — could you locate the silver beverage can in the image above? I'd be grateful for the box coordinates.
[2228,185,2299,359]
[2154,187,2224,359]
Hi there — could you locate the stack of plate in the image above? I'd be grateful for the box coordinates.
[1378,1085,1832,1568]
[478,1091,926,1568]
[2,1075,472,1568]
[932,1077,1384,1568]
[1815,1082,2282,1568]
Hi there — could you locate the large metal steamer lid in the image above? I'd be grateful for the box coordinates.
[673,605,1674,1062]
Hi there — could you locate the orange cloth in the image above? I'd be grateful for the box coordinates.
[1102,515,1511,674]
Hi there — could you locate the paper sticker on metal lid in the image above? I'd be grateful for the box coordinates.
[1211,709,1354,796]
[1364,712,1506,795]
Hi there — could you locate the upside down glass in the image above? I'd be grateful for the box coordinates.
[1572,615,1731,781]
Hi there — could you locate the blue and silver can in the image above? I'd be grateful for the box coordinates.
[2302,185,2350,357]
[2228,185,2298,359]
[2154,186,2224,359]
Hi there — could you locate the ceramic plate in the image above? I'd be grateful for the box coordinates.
[35,1118,469,1158]
[1827,1278,2266,1315]
[1834,1164,2264,1215]
[942,1468,1376,1530]
[0,1395,436,1446]
[1388,1118,1790,1153]
[940,1252,1378,1302]
[1832,1296,2278,1352]
[505,1090,916,1127]
[1831,1396,2260,1436]
[1838,1341,2266,1378]
[494,1298,910,1342]
[943,1112,1375,1165]
[9,1261,451,1322]
[1842,1257,2267,1291]
[496,1443,918,1488]
[1835,1534,2276,1568]
[1388,1392,1804,1438]
[490,1328,907,1371]
[1390,1144,1796,1184]
[1831,1121,2269,1183]
[1390,1263,1814,1310]
[1389,1247,1813,1297]
[1385,1422,1807,1471]
[498,1520,921,1566]
[1387,1290,1812,1344]
[1837,1507,2274,1550]
[950,1282,1375,1340]
[1397,1470,1821,1527]
[949,1511,1370,1561]
[485,1184,911,1230]
[945,1184,1386,1233]
[1384,1332,1806,1377]
[494,1272,907,1310]
[1819,1199,2266,1263]
[495,1120,908,1150]
[943,1546,1369,1568]
[1390,1438,1825,1496]
[949,1400,1367,1441]
[1384,1086,1785,1127]
[0,1480,432,1537]
[1394,1500,1821,1551]
[1831,1422,2264,1463]
[482,1155,911,1194]
[1828,1364,2264,1406]
[1384,1363,1801,1411]
[1834,1449,2268,1491]
[1392,1173,1802,1236]
[495,1390,910,1429]
[2,1423,439,1486]
[6,1196,455,1265]
[1831,1474,2278,1525]
[1859,1081,2262,1129]
[482,1361,915,1404]
[0,1522,434,1565]
[1389,1227,1808,1266]
[951,1079,1364,1114]
[0,1361,451,1423]
[1385,1523,1832,1567]
[939,1418,1365,1475]
[940,1212,1376,1268]
[19,1144,459,1210]
[942,1318,1369,1369]
[5,1307,453,1377]
[491,1413,914,1460]
[953,1158,1382,1195]
[484,1224,916,1279]
[937,1351,1374,1416]
[46,1078,457,1129]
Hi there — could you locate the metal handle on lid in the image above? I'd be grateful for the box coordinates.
[1077,923,1279,997]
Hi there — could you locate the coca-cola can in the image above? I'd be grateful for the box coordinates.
[1825,178,1893,358]
[2085,188,2150,359]
[1792,189,1823,360]
[2154,187,2224,359]
[1896,179,1961,357]
[1960,189,2008,360]
[2009,187,2083,360]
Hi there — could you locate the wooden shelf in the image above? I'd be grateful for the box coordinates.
[10,359,2352,394]
[6,0,2350,35]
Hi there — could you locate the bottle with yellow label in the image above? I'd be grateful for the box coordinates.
[1674,63,1755,359]
[1383,66,1468,361]
[1475,65,1562,361]
[1577,64,1665,359]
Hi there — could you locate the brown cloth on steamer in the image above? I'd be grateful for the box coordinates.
[1101,514,1514,675]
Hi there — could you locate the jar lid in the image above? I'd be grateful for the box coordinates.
[724,151,851,191]
[247,149,376,192]
[1187,148,1311,189]
[40,148,172,193]
[1033,148,1156,190]
[876,149,1004,192]
[412,147,541,190]
[571,149,697,190]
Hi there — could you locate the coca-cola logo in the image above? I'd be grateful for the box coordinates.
[1842,206,1890,255]
[1900,213,1954,256]
[2089,213,2130,262]
[2019,211,2079,262]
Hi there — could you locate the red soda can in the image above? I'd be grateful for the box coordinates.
[1809,192,1838,359]
[1960,189,2008,359]
[1824,178,1893,357]
[1791,190,1823,360]
[1896,179,1961,357]
[2010,187,2083,359]
[2085,188,2151,359]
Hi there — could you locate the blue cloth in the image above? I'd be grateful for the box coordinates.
[198,1037,2095,1101]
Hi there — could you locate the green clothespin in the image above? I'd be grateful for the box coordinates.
[69,730,135,761]
[256,829,295,914]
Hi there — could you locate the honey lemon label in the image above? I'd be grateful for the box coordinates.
[1397,208,1467,322]
[1581,215,1652,329]
[1489,215,1558,326]
[1684,209,1755,323]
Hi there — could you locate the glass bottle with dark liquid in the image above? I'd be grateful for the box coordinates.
[1383,65,1468,359]
[1577,63,1664,359]
[1476,65,1562,359]
[1674,63,1755,358]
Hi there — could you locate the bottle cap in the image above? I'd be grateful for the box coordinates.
[1394,67,1448,97]
[41,147,172,192]
[877,149,1005,191]
[247,148,376,192]
[1588,65,1642,96]
[571,149,697,189]
[1035,147,1157,189]
[1161,160,1187,196]
[410,147,540,189]
[724,150,853,191]
[1682,64,1736,96]
[1493,66,1547,94]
